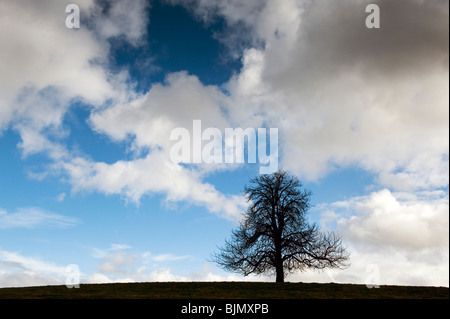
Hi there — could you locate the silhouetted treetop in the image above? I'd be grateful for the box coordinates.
[212,170,349,282]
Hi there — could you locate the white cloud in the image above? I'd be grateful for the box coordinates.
[0,1,246,221]
[0,0,115,129]
[80,71,249,219]
[110,244,132,251]
[57,193,66,202]
[308,189,450,287]
[337,189,449,250]
[0,250,69,287]
[91,244,191,277]
[88,244,240,283]
[0,0,150,137]
[55,150,247,220]
[89,0,150,46]
[0,245,239,287]
[287,245,449,287]
[144,253,191,263]
[2,0,447,205]
[88,268,186,283]
[0,207,79,229]
[89,71,230,149]
[181,0,449,191]
[0,250,66,275]
[91,244,132,258]
[0,0,135,173]
[0,0,248,221]
[5,0,446,220]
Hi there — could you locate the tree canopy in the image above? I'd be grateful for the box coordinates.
[212,170,349,282]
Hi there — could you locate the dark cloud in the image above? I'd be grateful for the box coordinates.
[272,0,448,91]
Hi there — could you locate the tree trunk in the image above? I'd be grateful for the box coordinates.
[275,263,284,282]
[276,267,284,283]
[274,233,284,282]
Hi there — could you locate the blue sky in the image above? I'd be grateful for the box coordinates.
[0,0,448,287]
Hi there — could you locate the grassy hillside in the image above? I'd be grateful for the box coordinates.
[0,282,448,299]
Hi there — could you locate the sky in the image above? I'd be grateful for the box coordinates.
[0,0,448,288]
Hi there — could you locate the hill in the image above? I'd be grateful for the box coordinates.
[0,281,448,299]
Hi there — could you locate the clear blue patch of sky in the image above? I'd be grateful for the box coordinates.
[108,0,242,93]
[62,102,135,165]
[305,166,377,225]
[0,129,65,210]
[203,165,260,196]
[307,166,377,205]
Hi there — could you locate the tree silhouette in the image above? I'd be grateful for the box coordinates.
[212,170,349,282]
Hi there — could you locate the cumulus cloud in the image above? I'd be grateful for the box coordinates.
[89,71,230,150]
[87,266,244,283]
[74,71,247,219]
[2,0,447,207]
[0,250,70,287]
[274,0,449,186]
[0,0,115,130]
[0,0,150,135]
[179,0,448,189]
[0,0,121,170]
[89,0,150,46]
[54,149,247,220]
[307,189,449,286]
[0,245,243,287]
[90,244,190,281]
[5,0,446,214]
[336,189,449,250]
[88,244,241,283]
[0,0,247,220]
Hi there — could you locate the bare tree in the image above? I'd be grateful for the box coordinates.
[212,170,349,282]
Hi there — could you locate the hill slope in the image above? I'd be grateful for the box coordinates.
[0,282,448,299]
